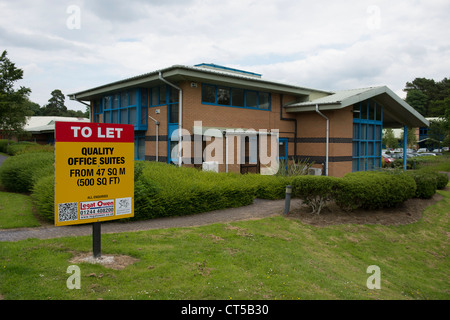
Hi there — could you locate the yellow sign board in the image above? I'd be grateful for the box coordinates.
[54,122,134,226]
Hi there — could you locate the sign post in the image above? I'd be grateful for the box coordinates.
[54,122,134,258]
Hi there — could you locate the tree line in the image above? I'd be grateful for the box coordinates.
[0,50,88,137]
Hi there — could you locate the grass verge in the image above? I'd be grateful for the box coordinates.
[0,188,448,300]
[0,191,40,229]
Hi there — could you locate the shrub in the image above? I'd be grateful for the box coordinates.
[292,176,338,214]
[276,158,313,176]
[32,174,55,221]
[0,139,14,153]
[334,171,416,211]
[436,172,449,190]
[0,152,55,193]
[240,174,294,200]
[133,162,256,220]
[407,171,438,199]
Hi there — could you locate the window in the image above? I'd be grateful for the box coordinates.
[352,99,383,172]
[151,87,159,105]
[93,99,102,122]
[245,91,258,108]
[217,86,231,105]
[202,85,216,103]
[128,90,137,106]
[112,94,119,109]
[169,104,179,123]
[259,92,270,110]
[232,88,244,107]
[201,84,270,110]
[135,135,145,160]
[101,88,148,130]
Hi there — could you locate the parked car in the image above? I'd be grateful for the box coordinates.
[417,148,428,153]
[382,154,395,166]
[416,153,436,157]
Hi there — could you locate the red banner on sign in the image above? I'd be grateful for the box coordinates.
[55,122,135,143]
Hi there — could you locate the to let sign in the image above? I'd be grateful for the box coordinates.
[54,122,134,226]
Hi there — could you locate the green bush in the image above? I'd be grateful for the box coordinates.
[292,176,338,214]
[132,162,256,220]
[0,152,55,193]
[436,172,449,190]
[0,139,14,153]
[31,174,55,221]
[334,171,416,211]
[407,171,438,199]
[240,174,294,199]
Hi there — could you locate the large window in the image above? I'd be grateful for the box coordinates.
[352,99,383,172]
[201,84,271,110]
[100,88,148,130]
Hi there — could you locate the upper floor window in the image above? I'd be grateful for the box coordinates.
[201,83,271,111]
[100,88,148,130]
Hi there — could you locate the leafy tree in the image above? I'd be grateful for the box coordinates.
[382,128,398,149]
[41,89,67,116]
[405,90,428,116]
[400,127,417,149]
[0,50,31,136]
[404,77,450,117]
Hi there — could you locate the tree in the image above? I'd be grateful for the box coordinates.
[382,128,398,149]
[0,50,31,136]
[426,119,447,150]
[400,127,417,149]
[41,89,67,116]
[404,77,450,117]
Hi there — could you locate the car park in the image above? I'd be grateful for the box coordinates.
[416,152,436,156]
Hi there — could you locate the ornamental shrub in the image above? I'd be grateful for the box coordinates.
[407,171,437,199]
[31,174,55,221]
[292,176,339,214]
[240,174,294,200]
[334,171,416,211]
[436,172,449,190]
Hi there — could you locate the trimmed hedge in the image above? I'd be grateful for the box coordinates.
[334,171,416,211]
[240,174,294,200]
[31,174,54,221]
[0,152,55,193]
[8,155,447,221]
[133,162,256,220]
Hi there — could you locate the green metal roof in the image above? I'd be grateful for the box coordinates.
[68,64,330,101]
[285,86,429,128]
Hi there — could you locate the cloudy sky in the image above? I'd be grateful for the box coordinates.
[1,0,449,112]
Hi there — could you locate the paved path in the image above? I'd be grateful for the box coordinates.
[0,198,302,242]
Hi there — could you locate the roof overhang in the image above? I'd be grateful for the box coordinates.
[285,86,429,128]
[68,65,329,102]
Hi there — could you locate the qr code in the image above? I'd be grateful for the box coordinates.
[58,202,78,222]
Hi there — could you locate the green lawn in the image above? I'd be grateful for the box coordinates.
[0,191,40,229]
[0,188,449,300]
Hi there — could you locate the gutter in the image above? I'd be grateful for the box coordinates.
[70,97,92,121]
[315,104,329,176]
[159,72,183,167]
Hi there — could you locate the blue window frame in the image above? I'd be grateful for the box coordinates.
[101,88,148,131]
[201,83,271,111]
[352,99,383,172]
[135,134,145,160]
[278,138,288,161]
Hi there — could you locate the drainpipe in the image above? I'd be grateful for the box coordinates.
[148,115,160,162]
[315,104,329,176]
[159,72,183,167]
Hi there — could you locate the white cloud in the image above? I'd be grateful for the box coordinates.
[0,0,449,111]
